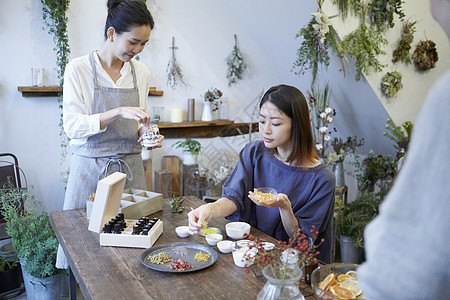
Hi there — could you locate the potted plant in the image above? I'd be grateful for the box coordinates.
[201,87,222,121]
[335,191,385,263]
[0,245,21,295]
[172,138,202,165]
[352,150,397,193]
[0,181,63,299]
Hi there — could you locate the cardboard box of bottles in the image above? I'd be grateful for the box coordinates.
[88,172,163,248]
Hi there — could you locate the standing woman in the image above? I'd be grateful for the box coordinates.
[188,84,335,263]
[56,0,160,269]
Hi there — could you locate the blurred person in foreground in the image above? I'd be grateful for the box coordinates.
[357,0,450,298]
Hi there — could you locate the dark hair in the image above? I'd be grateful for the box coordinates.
[105,0,155,39]
[259,84,318,164]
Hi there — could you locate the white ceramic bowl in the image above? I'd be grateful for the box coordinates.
[217,240,234,254]
[175,226,190,238]
[206,233,223,246]
[225,222,251,240]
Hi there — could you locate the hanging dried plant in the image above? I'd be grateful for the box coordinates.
[226,34,246,86]
[381,71,403,97]
[293,1,346,86]
[332,0,363,20]
[392,20,417,64]
[412,40,439,71]
[166,36,187,89]
[369,0,405,31]
[341,24,387,80]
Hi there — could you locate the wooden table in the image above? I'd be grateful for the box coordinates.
[50,196,315,300]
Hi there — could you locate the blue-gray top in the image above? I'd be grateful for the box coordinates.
[222,141,335,263]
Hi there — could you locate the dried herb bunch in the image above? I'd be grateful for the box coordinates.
[381,71,403,97]
[413,40,439,71]
[293,0,345,86]
[166,37,187,89]
[332,0,363,20]
[368,0,405,31]
[226,34,246,86]
[341,20,387,80]
[392,21,417,64]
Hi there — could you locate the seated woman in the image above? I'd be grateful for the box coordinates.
[188,84,335,263]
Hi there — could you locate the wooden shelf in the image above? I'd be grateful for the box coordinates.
[18,86,163,97]
[157,120,259,138]
[18,86,62,97]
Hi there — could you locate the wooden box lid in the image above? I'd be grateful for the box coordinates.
[88,172,126,234]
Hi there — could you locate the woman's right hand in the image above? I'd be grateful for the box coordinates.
[188,204,212,235]
[118,106,151,124]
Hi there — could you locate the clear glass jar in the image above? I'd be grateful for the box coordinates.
[218,97,229,120]
[257,265,305,300]
[141,123,160,147]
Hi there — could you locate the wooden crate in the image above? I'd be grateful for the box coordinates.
[88,172,163,248]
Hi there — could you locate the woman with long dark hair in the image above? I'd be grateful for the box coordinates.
[189,84,335,263]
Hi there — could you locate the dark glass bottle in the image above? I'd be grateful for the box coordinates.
[103,223,112,233]
[114,223,122,234]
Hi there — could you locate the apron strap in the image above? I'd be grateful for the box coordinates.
[89,52,99,87]
[98,158,133,182]
[129,60,138,89]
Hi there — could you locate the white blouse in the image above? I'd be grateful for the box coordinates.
[63,51,150,146]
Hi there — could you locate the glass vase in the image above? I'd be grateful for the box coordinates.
[257,265,305,300]
[333,159,345,186]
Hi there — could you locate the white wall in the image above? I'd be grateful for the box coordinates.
[0,0,448,212]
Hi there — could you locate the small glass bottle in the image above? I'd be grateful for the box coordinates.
[218,98,229,120]
[114,223,122,234]
[103,224,112,233]
[132,225,140,235]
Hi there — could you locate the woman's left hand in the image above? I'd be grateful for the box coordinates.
[248,190,291,210]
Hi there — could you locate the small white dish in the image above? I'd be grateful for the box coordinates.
[175,226,190,238]
[217,240,234,253]
[225,222,251,240]
[232,241,257,268]
[206,233,223,246]
[261,242,275,251]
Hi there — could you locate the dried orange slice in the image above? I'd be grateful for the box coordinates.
[330,286,356,299]
[319,273,336,292]
[346,270,357,279]
[339,279,362,296]
[338,274,353,282]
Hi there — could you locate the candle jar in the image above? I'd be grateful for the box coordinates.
[141,123,161,147]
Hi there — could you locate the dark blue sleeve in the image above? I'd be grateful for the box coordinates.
[221,142,256,215]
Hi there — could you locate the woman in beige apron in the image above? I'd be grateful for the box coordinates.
[57,0,159,269]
